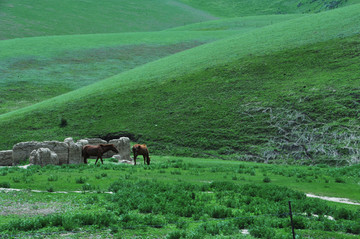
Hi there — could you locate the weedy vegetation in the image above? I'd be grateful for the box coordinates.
[0,157,359,238]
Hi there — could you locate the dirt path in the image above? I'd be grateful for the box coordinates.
[306,193,360,205]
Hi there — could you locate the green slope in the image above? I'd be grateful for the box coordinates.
[0,0,217,40]
[179,0,360,17]
[1,5,360,165]
[0,13,304,114]
[167,14,303,31]
[0,30,240,114]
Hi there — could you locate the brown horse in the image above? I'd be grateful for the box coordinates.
[132,144,150,165]
[82,144,119,165]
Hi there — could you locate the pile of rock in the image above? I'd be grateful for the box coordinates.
[0,137,131,166]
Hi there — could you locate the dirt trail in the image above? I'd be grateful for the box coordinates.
[306,193,360,205]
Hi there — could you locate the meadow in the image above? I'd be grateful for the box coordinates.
[1,1,360,238]
[1,157,360,238]
[1,4,360,164]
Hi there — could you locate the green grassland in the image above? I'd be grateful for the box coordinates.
[0,30,240,114]
[0,0,218,40]
[1,1,360,238]
[167,14,303,31]
[1,4,360,165]
[0,157,359,238]
[179,0,360,17]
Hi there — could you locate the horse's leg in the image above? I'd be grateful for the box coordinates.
[143,155,146,165]
[100,155,104,164]
[95,156,99,165]
[84,153,88,164]
[134,153,137,165]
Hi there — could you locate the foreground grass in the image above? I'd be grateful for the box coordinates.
[0,156,359,238]
[1,156,359,201]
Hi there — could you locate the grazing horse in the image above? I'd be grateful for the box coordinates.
[82,144,119,165]
[132,144,150,165]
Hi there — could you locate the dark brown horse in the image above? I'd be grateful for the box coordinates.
[82,144,119,165]
[132,144,150,165]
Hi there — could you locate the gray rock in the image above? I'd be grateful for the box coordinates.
[64,137,83,164]
[12,141,68,165]
[109,137,130,160]
[0,150,13,166]
[29,148,59,166]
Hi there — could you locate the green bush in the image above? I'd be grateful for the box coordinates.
[263,176,271,183]
[250,225,276,239]
[47,174,58,181]
[166,230,183,239]
[46,185,55,192]
[207,205,233,218]
[75,176,87,184]
[0,181,10,188]
[82,183,93,191]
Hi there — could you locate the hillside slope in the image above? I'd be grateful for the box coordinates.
[179,0,360,17]
[0,0,217,40]
[0,13,304,114]
[0,5,360,165]
[0,30,240,114]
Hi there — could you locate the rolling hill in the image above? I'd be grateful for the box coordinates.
[0,0,217,40]
[0,30,241,114]
[179,0,360,17]
[0,3,359,165]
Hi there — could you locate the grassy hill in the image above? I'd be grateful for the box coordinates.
[179,0,360,17]
[1,4,359,165]
[0,30,240,114]
[0,13,305,114]
[167,14,303,31]
[0,0,217,40]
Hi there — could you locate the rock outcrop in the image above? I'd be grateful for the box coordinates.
[29,148,59,166]
[0,150,13,166]
[7,137,131,166]
[109,137,131,160]
[12,141,68,165]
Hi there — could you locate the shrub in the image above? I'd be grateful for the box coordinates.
[47,185,55,192]
[59,118,68,128]
[0,181,10,188]
[335,208,353,220]
[47,174,58,181]
[346,221,360,234]
[75,176,87,184]
[207,205,233,218]
[250,225,276,239]
[335,177,345,183]
[166,230,183,239]
[263,176,271,183]
[12,177,21,183]
[82,183,93,191]
[292,216,307,229]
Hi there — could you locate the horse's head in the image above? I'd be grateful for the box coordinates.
[100,144,119,153]
[109,144,119,153]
